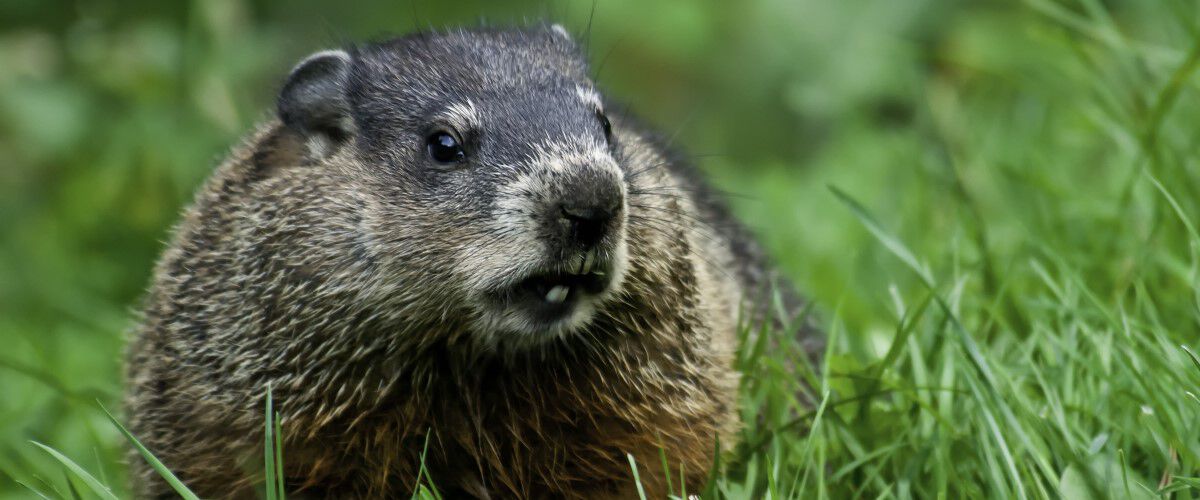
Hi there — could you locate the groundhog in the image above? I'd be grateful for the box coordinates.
[125,25,814,499]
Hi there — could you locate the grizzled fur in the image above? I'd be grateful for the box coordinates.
[125,26,810,499]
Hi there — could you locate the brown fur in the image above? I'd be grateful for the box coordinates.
[124,115,768,497]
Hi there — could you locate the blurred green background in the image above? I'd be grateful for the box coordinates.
[4,0,1200,497]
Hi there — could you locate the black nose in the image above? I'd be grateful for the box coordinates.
[561,203,617,249]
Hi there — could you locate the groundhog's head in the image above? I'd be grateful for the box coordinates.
[275,26,631,348]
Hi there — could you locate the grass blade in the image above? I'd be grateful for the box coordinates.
[658,444,673,497]
[827,185,932,284]
[98,403,200,500]
[626,453,648,500]
[274,411,286,497]
[264,387,276,500]
[62,470,83,500]
[12,477,54,500]
[29,442,118,500]
[410,430,441,500]
[829,185,1000,388]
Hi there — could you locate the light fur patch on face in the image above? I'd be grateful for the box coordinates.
[575,85,604,112]
[521,136,620,177]
[305,135,332,159]
[465,166,550,293]
[440,99,482,133]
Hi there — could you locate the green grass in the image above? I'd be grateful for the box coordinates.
[5,0,1200,498]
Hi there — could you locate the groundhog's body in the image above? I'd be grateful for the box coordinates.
[126,27,806,498]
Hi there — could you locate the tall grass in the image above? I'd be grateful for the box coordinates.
[4,0,1200,498]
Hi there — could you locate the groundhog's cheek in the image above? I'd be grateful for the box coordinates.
[454,224,546,292]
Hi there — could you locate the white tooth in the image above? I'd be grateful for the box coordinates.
[582,249,596,274]
[545,285,569,304]
[566,254,584,273]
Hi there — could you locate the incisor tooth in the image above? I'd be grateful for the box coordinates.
[582,249,596,274]
[545,285,569,304]
[566,254,584,273]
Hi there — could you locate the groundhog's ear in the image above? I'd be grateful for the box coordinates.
[277,50,353,154]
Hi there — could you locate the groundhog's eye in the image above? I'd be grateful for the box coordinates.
[596,110,613,144]
[426,131,466,165]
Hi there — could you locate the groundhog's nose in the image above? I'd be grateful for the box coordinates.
[552,164,624,250]
[560,203,617,249]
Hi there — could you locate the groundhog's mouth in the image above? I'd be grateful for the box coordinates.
[520,269,610,304]
[508,249,613,320]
